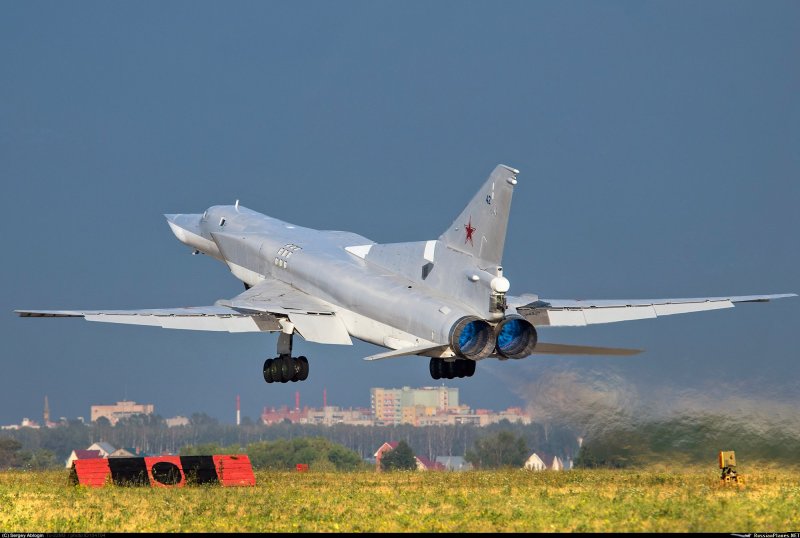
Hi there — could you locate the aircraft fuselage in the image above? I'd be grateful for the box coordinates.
[166,205,497,353]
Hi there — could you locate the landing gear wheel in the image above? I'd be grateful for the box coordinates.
[297,356,309,381]
[269,358,282,382]
[280,357,293,383]
[429,358,441,380]
[429,358,476,380]
[263,358,274,383]
[464,359,476,377]
[263,332,310,384]
[289,357,301,382]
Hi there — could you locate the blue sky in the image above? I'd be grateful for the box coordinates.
[1,1,797,424]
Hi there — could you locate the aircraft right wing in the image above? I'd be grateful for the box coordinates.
[510,293,797,327]
[16,278,353,344]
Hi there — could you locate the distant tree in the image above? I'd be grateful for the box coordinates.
[117,414,165,428]
[247,438,294,469]
[325,443,364,471]
[94,417,112,428]
[0,437,24,468]
[179,442,241,456]
[21,448,58,470]
[380,441,416,471]
[573,444,601,469]
[246,437,365,471]
[465,431,528,469]
[190,413,219,426]
[240,416,254,427]
[41,420,92,462]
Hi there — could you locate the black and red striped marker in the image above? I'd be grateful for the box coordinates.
[70,455,255,487]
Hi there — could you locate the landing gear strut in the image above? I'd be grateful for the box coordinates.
[263,331,310,383]
[429,357,476,380]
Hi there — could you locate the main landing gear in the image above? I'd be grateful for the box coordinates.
[263,331,310,384]
[263,356,308,383]
[429,357,476,380]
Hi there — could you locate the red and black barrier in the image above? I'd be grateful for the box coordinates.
[70,454,255,487]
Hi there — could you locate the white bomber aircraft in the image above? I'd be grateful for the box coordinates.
[16,165,796,383]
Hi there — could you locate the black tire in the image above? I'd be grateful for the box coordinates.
[429,358,441,380]
[263,358,274,383]
[279,357,293,383]
[444,360,455,379]
[297,356,309,381]
[269,358,281,382]
[465,359,476,377]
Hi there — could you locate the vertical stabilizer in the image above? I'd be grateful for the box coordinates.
[439,164,518,265]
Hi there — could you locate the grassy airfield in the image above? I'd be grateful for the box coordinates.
[1,466,798,532]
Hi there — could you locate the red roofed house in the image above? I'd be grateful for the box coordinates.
[415,456,445,471]
[65,449,102,469]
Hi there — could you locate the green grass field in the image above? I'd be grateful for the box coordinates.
[1,466,798,532]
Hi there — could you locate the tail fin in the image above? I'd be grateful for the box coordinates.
[439,164,518,265]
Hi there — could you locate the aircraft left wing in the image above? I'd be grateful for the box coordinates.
[511,293,797,327]
[15,278,353,344]
[15,306,282,333]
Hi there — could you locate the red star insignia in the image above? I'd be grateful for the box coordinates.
[464,217,475,246]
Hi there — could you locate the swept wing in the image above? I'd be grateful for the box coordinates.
[512,293,797,327]
[16,278,352,345]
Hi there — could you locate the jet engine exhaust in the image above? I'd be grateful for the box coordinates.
[495,316,537,359]
[449,316,495,360]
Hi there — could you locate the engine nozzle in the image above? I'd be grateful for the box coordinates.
[495,316,537,359]
[449,316,495,360]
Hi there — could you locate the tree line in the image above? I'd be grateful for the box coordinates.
[0,414,578,470]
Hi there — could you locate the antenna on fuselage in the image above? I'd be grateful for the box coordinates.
[235,199,240,211]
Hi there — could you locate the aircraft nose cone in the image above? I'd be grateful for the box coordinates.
[164,213,206,248]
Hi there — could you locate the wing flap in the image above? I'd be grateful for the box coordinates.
[288,313,352,345]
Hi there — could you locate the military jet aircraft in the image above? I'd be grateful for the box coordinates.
[16,165,795,383]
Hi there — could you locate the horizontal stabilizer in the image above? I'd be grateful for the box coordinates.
[363,343,448,361]
[532,343,642,356]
